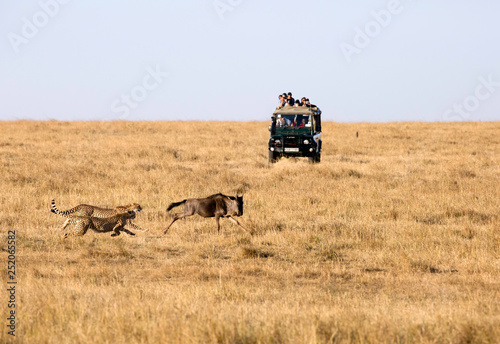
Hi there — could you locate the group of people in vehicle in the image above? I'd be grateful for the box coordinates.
[276,114,310,128]
[277,92,315,108]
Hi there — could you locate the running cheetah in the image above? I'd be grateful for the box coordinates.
[51,206,138,238]
[51,199,148,232]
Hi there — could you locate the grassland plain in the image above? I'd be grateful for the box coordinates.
[0,120,499,344]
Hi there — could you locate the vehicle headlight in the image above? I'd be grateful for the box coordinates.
[303,139,309,145]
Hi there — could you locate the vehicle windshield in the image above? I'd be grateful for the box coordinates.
[274,114,312,134]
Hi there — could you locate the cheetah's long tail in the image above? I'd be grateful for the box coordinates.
[50,199,73,218]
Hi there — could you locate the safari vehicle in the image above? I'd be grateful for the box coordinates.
[268,106,322,163]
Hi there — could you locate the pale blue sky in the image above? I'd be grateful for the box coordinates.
[1,0,499,122]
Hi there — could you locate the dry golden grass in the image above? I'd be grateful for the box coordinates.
[1,120,499,343]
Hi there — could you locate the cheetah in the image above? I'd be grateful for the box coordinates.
[51,206,138,238]
[51,199,148,232]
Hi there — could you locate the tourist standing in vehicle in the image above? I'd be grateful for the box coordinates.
[278,94,285,108]
[306,99,317,108]
[287,92,295,106]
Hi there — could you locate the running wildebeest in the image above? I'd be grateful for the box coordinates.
[164,193,248,234]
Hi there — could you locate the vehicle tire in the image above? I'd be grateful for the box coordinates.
[269,150,277,163]
[308,153,320,164]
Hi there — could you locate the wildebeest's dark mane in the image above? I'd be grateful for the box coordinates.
[207,193,235,200]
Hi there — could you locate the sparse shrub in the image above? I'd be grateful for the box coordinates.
[241,246,273,258]
[346,169,362,178]
[320,247,343,262]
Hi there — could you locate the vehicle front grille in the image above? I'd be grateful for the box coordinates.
[284,137,300,146]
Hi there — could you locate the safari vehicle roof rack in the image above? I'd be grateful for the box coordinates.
[273,106,321,115]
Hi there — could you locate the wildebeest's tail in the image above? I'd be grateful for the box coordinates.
[167,200,186,211]
[50,199,74,218]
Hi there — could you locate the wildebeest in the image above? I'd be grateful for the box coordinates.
[164,193,248,234]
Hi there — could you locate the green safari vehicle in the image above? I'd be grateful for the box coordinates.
[268,106,322,163]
